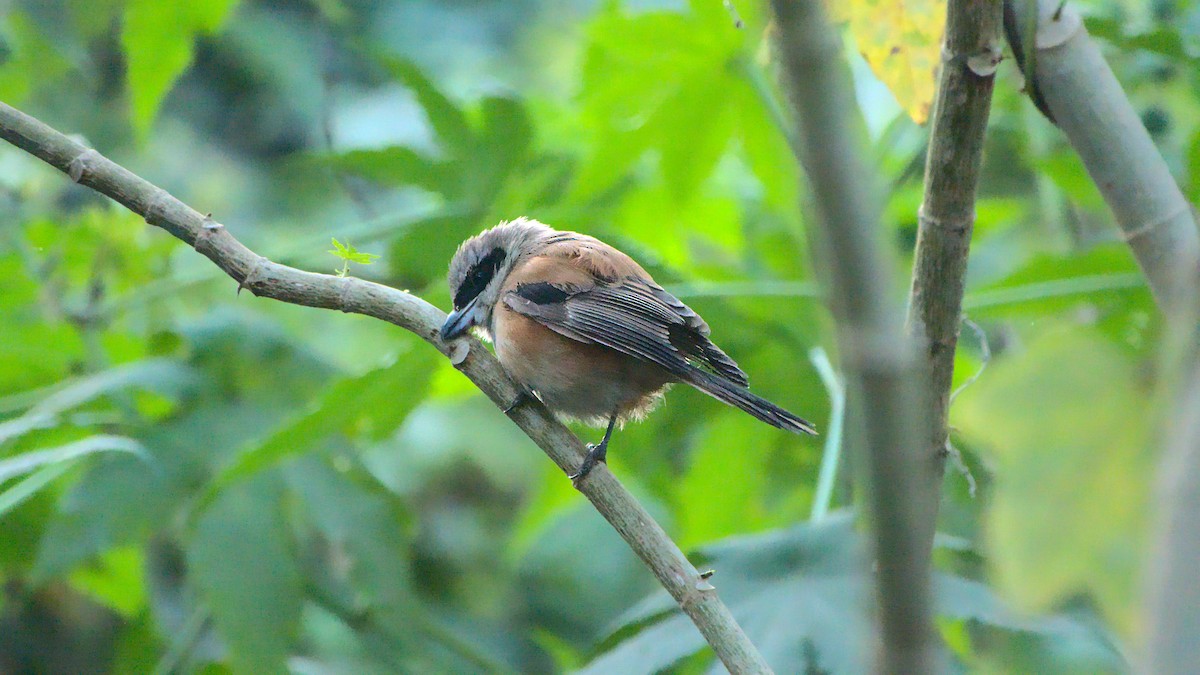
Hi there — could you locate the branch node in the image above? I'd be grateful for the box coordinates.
[448,339,470,366]
[679,575,717,611]
[839,328,918,374]
[918,204,974,234]
[67,148,100,183]
[502,388,535,414]
[194,213,226,257]
[1034,0,1082,50]
[1122,204,1191,244]
[237,256,269,296]
[336,275,357,313]
[143,189,173,226]
[966,47,1003,78]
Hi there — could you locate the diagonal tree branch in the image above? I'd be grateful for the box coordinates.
[906,0,1004,571]
[0,101,773,675]
[1144,352,1200,675]
[1005,0,1200,311]
[768,1,937,672]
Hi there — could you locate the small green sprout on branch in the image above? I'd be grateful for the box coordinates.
[328,238,380,277]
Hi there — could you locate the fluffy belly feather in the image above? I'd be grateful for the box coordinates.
[494,308,671,425]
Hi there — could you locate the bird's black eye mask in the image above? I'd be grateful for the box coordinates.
[453,247,506,309]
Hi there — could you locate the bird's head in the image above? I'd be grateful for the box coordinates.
[441,217,553,342]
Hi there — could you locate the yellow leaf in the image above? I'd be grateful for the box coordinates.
[954,323,1152,635]
[829,0,946,124]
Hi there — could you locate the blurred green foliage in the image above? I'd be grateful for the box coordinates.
[0,0,1196,672]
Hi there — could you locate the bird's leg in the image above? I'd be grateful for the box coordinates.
[570,413,618,485]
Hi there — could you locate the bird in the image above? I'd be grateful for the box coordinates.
[440,218,816,483]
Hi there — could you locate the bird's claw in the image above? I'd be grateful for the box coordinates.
[569,442,608,487]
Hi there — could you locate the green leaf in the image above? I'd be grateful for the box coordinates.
[0,359,199,446]
[652,71,736,203]
[327,238,380,265]
[322,146,454,194]
[0,12,72,104]
[587,514,1126,673]
[0,435,150,522]
[469,96,534,207]
[1187,127,1200,203]
[389,213,484,287]
[675,415,773,549]
[188,477,301,675]
[515,499,661,648]
[0,461,74,519]
[955,324,1152,634]
[69,546,147,618]
[286,456,412,607]
[574,6,742,202]
[1085,17,1195,64]
[964,244,1155,351]
[965,244,1147,312]
[1035,150,1108,211]
[32,449,168,580]
[33,315,329,579]
[379,57,475,155]
[733,60,799,210]
[122,0,240,136]
[202,348,436,505]
[0,435,148,485]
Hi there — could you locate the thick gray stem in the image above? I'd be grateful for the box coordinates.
[1144,356,1200,675]
[768,1,937,672]
[1009,0,1200,310]
[1005,2,1200,670]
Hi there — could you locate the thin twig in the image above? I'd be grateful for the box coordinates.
[318,21,379,220]
[903,0,1003,646]
[949,316,990,406]
[151,606,209,675]
[943,437,977,498]
[808,347,845,520]
[942,316,990,499]
[0,102,773,675]
[723,0,745,29]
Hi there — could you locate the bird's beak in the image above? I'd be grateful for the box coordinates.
[440,297,482,341]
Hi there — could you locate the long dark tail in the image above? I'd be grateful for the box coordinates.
[684,368,818,435]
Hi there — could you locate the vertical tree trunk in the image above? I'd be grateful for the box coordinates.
[906,0,1004,563]
[769,1,937,672]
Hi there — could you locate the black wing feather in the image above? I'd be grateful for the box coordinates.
[505,277,815,436]
[507,278,749,386]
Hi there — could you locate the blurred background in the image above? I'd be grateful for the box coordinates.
[0,0,1196,672]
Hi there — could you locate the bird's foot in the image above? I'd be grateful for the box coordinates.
[569,441,608,487]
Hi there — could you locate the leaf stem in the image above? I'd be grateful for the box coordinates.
[808,347,845,521]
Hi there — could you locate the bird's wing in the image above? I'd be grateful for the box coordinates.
[502,276,750,386]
